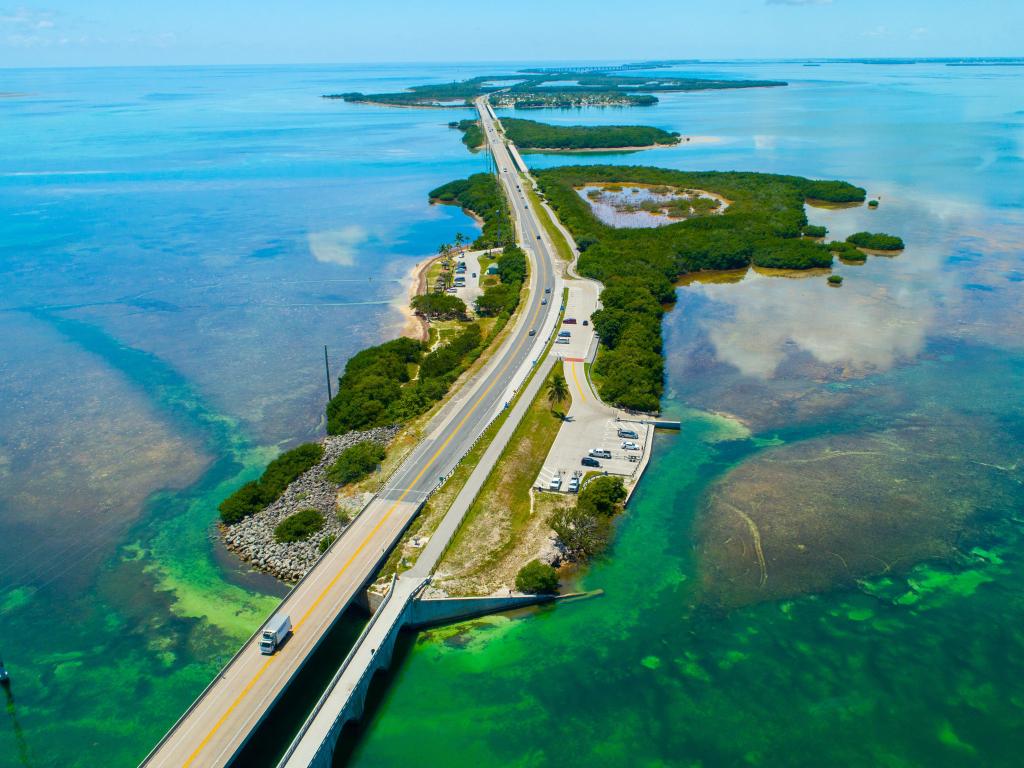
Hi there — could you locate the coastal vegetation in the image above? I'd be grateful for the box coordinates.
[498,118,679,150]
[273,508,325,544]
[549,476,627,562]
[802,224,828,238]
[828,275,844,286]
[475,245,527,317]
[326,440,386,485]
[326,322,489,434]
[410,293,467,320]
[329,69,787,110]
[533,165,876,411]
[219,443,325,524]
[847,231,905,251]
[829,240,867,261]
[450,118,483,149]
[515,560,559,594]
[804,180,867,202]
[430,173,512,249]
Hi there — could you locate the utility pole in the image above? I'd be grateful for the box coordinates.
[324,346,333,403]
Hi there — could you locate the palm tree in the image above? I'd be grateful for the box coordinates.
[454,231,465,252]
[546,371,569,415]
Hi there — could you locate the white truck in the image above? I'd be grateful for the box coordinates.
[259,613,292,655]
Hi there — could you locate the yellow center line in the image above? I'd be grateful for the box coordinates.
[571,361,587,403]
[183,137,547,768]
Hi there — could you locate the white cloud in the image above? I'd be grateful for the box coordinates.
[0,7,55,30]
[863,25,892,38]
[307,225,369,267]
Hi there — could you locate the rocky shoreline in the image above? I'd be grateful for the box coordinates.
[221,426,401,582]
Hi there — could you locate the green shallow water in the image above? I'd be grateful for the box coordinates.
[349,60,1024,768]
[2,60,1024,767]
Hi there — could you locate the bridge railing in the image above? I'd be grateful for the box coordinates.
[276,574,408,767]
[137,487,384,767]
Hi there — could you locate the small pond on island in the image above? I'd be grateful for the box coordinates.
[577,183,727,228]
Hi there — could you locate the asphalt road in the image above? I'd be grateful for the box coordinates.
[140,97,557,768]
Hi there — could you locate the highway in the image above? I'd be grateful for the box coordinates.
[140,97,558,768]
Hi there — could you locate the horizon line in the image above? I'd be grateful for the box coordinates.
[2,55,1022,72]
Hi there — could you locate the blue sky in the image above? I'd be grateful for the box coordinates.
[0,0,1020,68]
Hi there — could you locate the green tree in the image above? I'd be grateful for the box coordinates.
[546,370,569,415]
[515,560,559,594]
[578,476,627,517]
[411,293,467,320]
[549,506,610,561]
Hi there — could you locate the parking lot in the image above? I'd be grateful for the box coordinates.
[451,249,485,308]
[535,359,651,494]
[552,283,596,360]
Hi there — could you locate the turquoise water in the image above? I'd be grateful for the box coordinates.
[349,62,1024,767]
[0,64,489,767]
[1,61,1023,767]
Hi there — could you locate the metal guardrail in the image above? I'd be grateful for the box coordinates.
[276,574,405,767]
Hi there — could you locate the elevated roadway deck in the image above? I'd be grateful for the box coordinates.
[140,97,558,768]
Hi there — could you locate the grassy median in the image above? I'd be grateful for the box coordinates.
[433,365,574,595]
[521,175,575,264]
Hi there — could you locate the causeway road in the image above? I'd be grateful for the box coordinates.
[141,98,558,768]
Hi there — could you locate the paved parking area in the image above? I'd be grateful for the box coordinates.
[535,359,651,494]
[552,283,596,360]
[453,249,486,309]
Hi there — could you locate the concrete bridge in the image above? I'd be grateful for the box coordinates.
[277,575,575,768]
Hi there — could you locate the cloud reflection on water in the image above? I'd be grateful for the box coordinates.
[693,268,934,379]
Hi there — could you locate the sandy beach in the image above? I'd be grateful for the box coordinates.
[396,254,437,342]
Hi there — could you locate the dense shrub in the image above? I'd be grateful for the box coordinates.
[418,323,482,381]
[802,224,828,238]
[846,231,905,251]
[451,119,483,149]
[326,441,386,486]
[318,534,336,554]
[274,509,325,543]
[219,443,325,524]
[411,293,467,319]
[430,173,511,249]
[476,245,527,317]
[829,241,867,262]
[549,505,611,562]
[515,560,559,594]
[751,238,833,270]
[533,165,882,411]
[578,476,627,517]
[326,337,424,434]
[501,118,679,150]
[801,180,867,203]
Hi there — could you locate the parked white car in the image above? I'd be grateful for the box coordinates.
[621,441,640,451]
